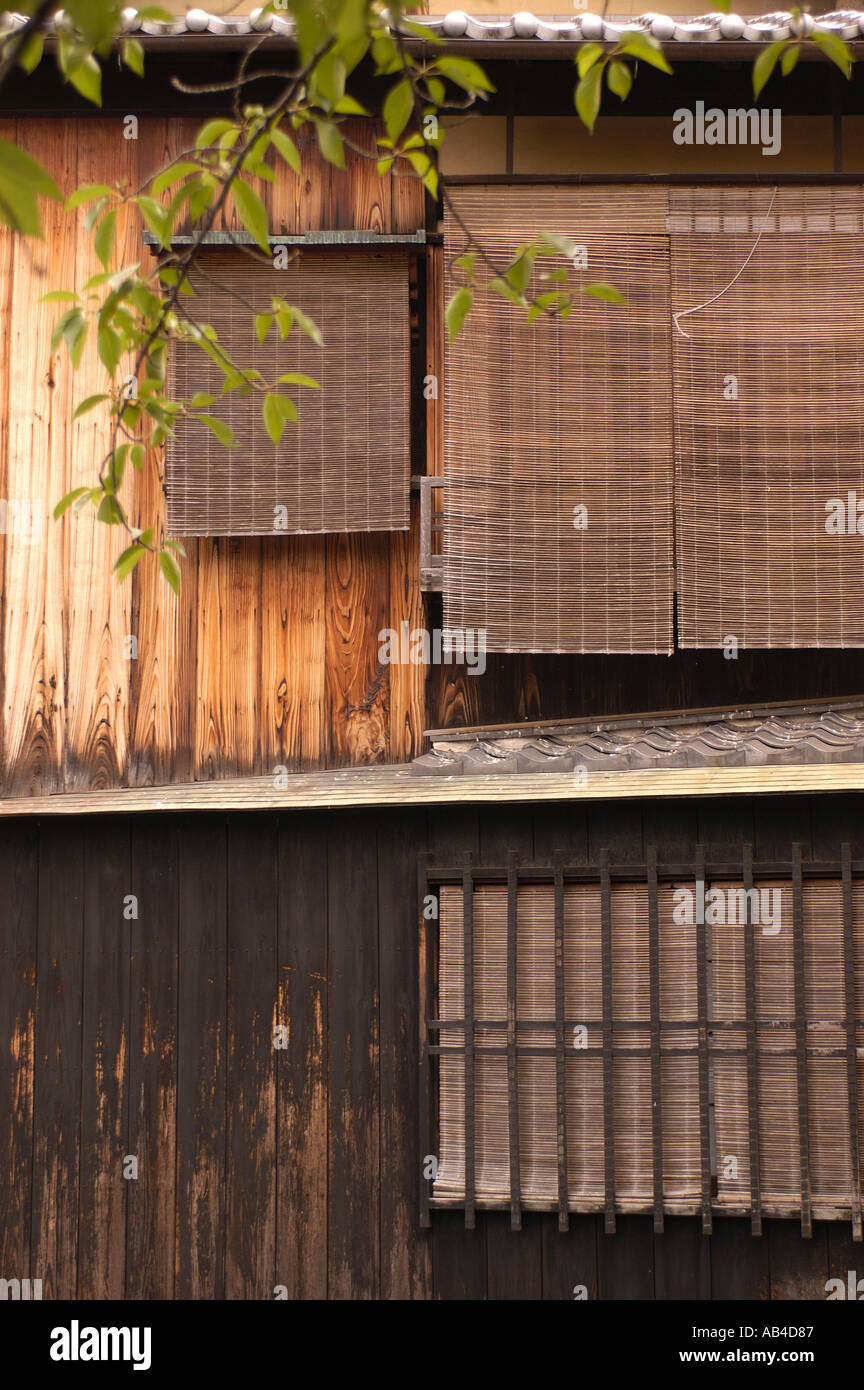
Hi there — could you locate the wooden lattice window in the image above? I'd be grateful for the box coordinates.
[166,248,411,536]
[419,848,864,1236]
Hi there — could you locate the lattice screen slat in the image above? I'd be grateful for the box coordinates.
[670,186,864,648]
[429,866,864,1226]
[443,187,674,654]
[166,250,410,536]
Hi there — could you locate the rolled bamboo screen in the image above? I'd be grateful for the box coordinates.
[166,250,410,535]
[443,187,675,654]
[432,869,864,1225]
[670,186,864,648]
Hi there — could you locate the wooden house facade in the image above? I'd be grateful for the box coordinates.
[2,7,864,1301]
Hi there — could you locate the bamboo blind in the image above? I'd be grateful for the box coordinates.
[670,186,864,648]
[166,250,410,535]
[423,853,864,1232]
[443,187,674,654]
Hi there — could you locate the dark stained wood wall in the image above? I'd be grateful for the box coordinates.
[1,793,862,1300]
[0,116,426,799]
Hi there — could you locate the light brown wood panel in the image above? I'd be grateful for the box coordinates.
[260,535,326,773]
[325,532,391,767]
[195,538,263,779]
[3,120,77,796]
[130,117,199,787]
[388,497,425,763]
[63,121,137,790]
[0,119,14,781]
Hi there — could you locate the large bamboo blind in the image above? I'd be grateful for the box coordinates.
[166,250,410,535]
[671,186,864,648]
[421,851,864,1233]
[443,188,674,654]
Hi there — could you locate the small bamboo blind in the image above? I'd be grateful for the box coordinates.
[421,851,864,1234]
[166,250,410,536]
[443,188,674,654]
[670,186,864,648]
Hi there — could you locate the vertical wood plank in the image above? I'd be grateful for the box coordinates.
[77,816,130,1299]
[0,117,15,784]
[377,807,432,1298]
[541,1215,599,1301]
[196,538,262,779]
[63,119,135,791]
[3,120,76,795]
[276,810,328,1300]
[126,818,178,1299]
[0,822,38,1285]
[487,1215,543,1300]
[768,1219,828,1298]
[31,821,85,1299]
[325,532,390,768]
[597,1216,655,1299]
[328,812,380,1298]
[388,496,425,763]
[259,536,325,774]
[129,116,198,788]
[175,815,228,1300]
[654,1220,711,1300]
[225,814,277,1298]
[710,1217,770,1300]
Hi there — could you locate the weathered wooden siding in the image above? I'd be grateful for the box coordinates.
[1,795,862,1299]
[0,117,426,798]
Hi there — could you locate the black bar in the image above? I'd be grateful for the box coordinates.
[600,850,616,1234]
[792,844,813,1239]
[695,846,712,1235]
[463,853,476,1230]
[553,855,569,1232]
[427,859,863,884]
[842,844,863,1241]
[419,852,433,1228]
[743,844,762,1236]
[506,854,522,1231]
[647,846,664,1234]
[446,174,864,186]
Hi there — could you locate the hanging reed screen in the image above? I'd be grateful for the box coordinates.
[670,186,864,648]
[443,188,674,654]
[166,249,410,536]
[419,849,864,1235]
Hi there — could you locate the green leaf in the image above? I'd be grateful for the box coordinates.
[135,195,171,249]
[255,312,274,344]
[151,161,201,197]
[18,32,44,75]
[271,127,301,174]
[194,414,235,446]
[384,80,414,144]
[121,38,145,78]
[232,179,270,252]
[93,208,116,268]
[575,63,604,133]
[454,251,477,276]
[73,393,109,419]
[164,538,187,558]
[52,309,88,368]
[96,493,124,525]
[812,30,853,79]
[68,55,102,107]
[333,95,369,116]
[66,182,113,210]
[53,486,90,519]
[582,281,627,304]
[97,324,122,375]
[315,121,345,170]
[276,372,320,389]
[263,392,286,445]
[0,138,62,201]
[158,548,181,594]
[291,306,322,346]
[538,232,578,259]
[607,60,632,101]
[40,289,79,304]
[84,196,108,236]
[189,391,216,409]
[753,39,787,99]
[576,43,605,78]
[114,542,146,582]
[0,137,62,236]
[435,56,495,94]
[617,31,674,74]
[131,444,145,471]
[506,252,534,293]
[781,44,800,77]
[489,276,524,305]
[195,118,235,151]
[445,286,473,342]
